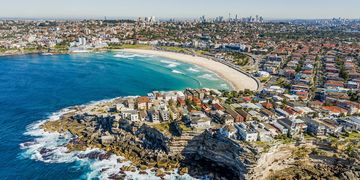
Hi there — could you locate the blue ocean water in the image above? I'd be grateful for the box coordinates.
[0,52,229,179]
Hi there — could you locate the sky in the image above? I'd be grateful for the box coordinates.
[0,0,359,20]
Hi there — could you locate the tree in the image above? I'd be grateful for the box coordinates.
[339,65,349,81]
[168,99,174,106]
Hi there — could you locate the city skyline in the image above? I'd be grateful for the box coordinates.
[0,0,359,20]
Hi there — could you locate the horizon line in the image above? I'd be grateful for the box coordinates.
[1,16,360,21]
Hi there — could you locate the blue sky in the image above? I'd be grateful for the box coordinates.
[0,0,359,19]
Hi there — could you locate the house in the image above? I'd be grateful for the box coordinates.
[295,91,309,101]
[338,116,360,131]
[148,110,160,123]
[283,106,299,117]
[224,104,244,123]
[240,103,260,110]
[163,91,177,101]
[248,110,265,121]
[283,94,299,101]
[235,108,252,121]
[219,125,238,139]
[271,121,289,135]
[260,108,275,118]
[346,81,359,89]
[293,106,314,116]
[264,123,279,137]
[261,102,273,109]
[235,123,258,142]
[159,110,170,121]
[304,118,326,136]
[176,91,185,99]
[137,96,150,110]
[139,110,148,121]
[124,98,135,109]
[121,110,139,121]
[257,127,273,142]
[262,86,285,94]
[213,103,225,111]
[201,104,211,113]
[249,122,273,142]
[309,100,324,109]
[115,103,127,112]
[322,106,348,116]
[337,101,360,115]
[211,110,234,125]
[275,108,290,118]
[223,114,234,125]
[190,117,211,129]
[325,80,344,88]
[320,119,342,135]
[169,108,179,120]
[211,110,225,124]
[278,118,307,136]
[177,97,186,106]
[193,97,202,106]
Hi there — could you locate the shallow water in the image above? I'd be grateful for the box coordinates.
[0,52,229,179]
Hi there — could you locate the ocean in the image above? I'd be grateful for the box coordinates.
[0,51,229,179]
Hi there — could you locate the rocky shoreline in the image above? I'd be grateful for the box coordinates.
[38,94,359,180]
[39,97,258,179]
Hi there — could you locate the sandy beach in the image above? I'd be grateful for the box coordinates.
[121,49,259,91]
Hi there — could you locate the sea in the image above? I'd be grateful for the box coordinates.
[0,51,230,179]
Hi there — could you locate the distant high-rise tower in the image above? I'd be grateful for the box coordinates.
[200,15,206,23]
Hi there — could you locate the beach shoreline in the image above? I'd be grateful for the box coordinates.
[0,48,259,91]
[120,49,259,91]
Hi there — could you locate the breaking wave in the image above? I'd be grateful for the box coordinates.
[160,60,180,68]
[172,69,184,74]
[220,83,229,89]
[113,53,151,59]
[198,74,219,81]
[187,67,200,72]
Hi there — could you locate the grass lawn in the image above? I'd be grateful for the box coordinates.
[345,132,360,139]
[259,76,271,82]
[179,123,192,132]
[151,122,170,133]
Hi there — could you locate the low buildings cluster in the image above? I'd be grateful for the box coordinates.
[79,87,359,144]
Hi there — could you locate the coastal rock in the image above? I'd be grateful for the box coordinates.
[77,151,111,160]
[135,124,170,153]
[182,130,255,179]
[179,167,188,175]
[156,169,165,177]
[169,121,182,137]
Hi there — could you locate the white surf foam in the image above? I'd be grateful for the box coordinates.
[172,70,184,74]
[114,53,151,59]
[220,83,229,88]
[187,67,200,72]
[160,60,180,68]
[198,74,219,81]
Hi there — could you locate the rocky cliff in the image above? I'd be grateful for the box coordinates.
[181,130,256,180]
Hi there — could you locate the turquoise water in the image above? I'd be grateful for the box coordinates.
[0,52,229,179]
